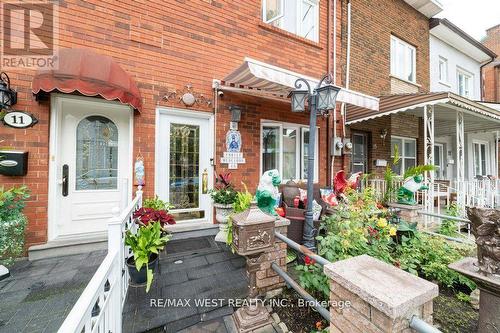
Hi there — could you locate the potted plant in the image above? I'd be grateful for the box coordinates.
[210,172,237,242]
[0,185,30,270]
[125,221,170,292]
[133,195,176,230]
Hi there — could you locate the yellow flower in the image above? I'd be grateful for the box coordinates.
[377,218,388,229]
[342,239,350,248]
[389,227,397,236]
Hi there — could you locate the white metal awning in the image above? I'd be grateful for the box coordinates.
[215,57,379,111]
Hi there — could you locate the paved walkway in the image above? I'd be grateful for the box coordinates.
[0,250,106,333]
[123,237,249,333]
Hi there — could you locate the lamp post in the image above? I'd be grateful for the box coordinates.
[288,74,340,251]
[0,72,17,110]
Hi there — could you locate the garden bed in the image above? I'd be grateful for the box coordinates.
[271,287,478,333]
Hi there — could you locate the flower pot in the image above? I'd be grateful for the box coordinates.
[214,203,234,243]
[126,253,158,287]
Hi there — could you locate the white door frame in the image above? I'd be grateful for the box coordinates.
[155,107,214,230]
[48,94,133,241]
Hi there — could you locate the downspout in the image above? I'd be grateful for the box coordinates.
[480,57,495,101]
[329,0,338,187]
[327,0,332,186]
[341,0,352,171]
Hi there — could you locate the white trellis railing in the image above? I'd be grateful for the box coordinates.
[58,189,143,333]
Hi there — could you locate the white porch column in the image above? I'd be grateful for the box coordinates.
[424,105,435,215]
[456,111,465,211]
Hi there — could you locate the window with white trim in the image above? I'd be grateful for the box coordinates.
[473,141,489,177]
[438,56,448,83]
[391,136,417,176]
[261,122,318,182]
[457,69,473,98]
[390,36,416,83]
[262,0,319,42]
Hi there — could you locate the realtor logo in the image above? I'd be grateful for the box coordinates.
[1,1,59,69]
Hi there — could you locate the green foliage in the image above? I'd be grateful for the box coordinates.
[403,164,437,179]
[0,186,30,266]
[456,291,471,303]
[438,202,460,237]
[227,183,253,247]
[383,146,400,204]
[296,186,476,300]
[125,222,171,292]
[142,195,173,211]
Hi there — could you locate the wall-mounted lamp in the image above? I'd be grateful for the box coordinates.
[0,72,17,110]
[229,105,242,123]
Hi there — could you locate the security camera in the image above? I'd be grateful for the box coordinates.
[217,90,224,97]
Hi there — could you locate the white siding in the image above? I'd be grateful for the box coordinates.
[429,35,482,100]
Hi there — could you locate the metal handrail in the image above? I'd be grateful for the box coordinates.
[417,211,470,223]
[275,232,332,266]
[410,315,442,333]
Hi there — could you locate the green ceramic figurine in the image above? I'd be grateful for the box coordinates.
[397,174,428,205]
[256,169,281,216]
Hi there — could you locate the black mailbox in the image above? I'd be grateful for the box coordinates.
[0,150,28,176]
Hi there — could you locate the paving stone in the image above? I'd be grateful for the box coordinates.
[205,251,239,265]
[186,261,234,280]
[156,270,189,288]
[229,257,246,269]
[164,313,201,333]
[161,256,209,273]
[223,315,238,333]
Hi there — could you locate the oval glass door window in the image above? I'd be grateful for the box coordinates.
[75,115,118,190]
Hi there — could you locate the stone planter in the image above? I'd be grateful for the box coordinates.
[214,203,234,243]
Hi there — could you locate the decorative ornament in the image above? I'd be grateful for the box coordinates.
[134,153,145,187]
[255,169,281,216]
[226,130,242,153]
[163,84,212,107]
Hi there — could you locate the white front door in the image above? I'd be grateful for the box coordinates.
[156,109,213,227]
[50,96,132,240]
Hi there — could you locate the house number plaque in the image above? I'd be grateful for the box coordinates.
[2,111,38,129]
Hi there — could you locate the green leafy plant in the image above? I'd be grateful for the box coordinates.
[227,183,253,247]
[456,291,471,303]
[403,164,437,179]
[209,172,238,205]
[125,222,171,292]
[438,202,460,237]
[0,186,30,266]
[143,195,174,211]
[383,145,400,204]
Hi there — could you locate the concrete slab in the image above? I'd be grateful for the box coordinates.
[324,254,439,319]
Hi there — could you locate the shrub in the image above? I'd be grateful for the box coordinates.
[438,202,460,237]
[0,186,30,266]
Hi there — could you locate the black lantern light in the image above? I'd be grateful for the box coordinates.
[0,72,17,110]
[288,73,340,253]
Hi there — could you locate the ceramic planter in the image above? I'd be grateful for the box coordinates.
[214,203,234,243]
[126,253,158,287]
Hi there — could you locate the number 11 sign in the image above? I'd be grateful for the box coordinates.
[1,111,38,129]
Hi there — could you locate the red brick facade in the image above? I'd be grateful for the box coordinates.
[483,24,500,102]
[340,0,430,174]
[0,0,343,248]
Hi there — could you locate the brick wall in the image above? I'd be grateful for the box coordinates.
[0,0,339,248]
[340,0,430,97]
[483,25,500,102]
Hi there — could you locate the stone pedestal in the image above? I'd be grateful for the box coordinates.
[324,255,438,333]
[449,257,500,333]
[388,203,422,224]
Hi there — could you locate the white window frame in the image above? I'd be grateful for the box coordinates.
[457,68,473,98]
[473,140,489,177]
[390,35,417,83]
[262,0,284,25]
[390,136,417,176]
[261,120,319,183]
[434,143,445,179]
[261,0,319,42]
[438,56,448,84]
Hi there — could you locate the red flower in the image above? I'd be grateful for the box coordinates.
[304,256,316,266]
[394,260,401,268]
[367,226,379,237]
[133,207,176,227]
[376,202,384,209]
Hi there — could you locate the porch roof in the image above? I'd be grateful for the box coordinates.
[346,92,500,132]
[216,57,380,111]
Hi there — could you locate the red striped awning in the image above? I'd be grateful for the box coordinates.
[222,58,379,111]
[32,48,142,111]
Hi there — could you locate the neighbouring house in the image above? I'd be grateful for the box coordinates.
[483,24,500,103]
[342,3,499,209]
[0,0,377,257]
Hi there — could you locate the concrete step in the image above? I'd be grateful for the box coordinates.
[28,233,107,261]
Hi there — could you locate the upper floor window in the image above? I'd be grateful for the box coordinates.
[262,0,319,42]
[390,36,416,83]
[438,56,448,83]
[457,69,473,98]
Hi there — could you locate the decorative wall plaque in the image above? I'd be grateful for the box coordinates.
[221,126,245,169]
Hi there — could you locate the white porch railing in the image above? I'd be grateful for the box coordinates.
[58,189,143,333]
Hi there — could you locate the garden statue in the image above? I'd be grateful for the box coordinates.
[467,207,500,275]
[397,174,428,205]
[256,169,281,216]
